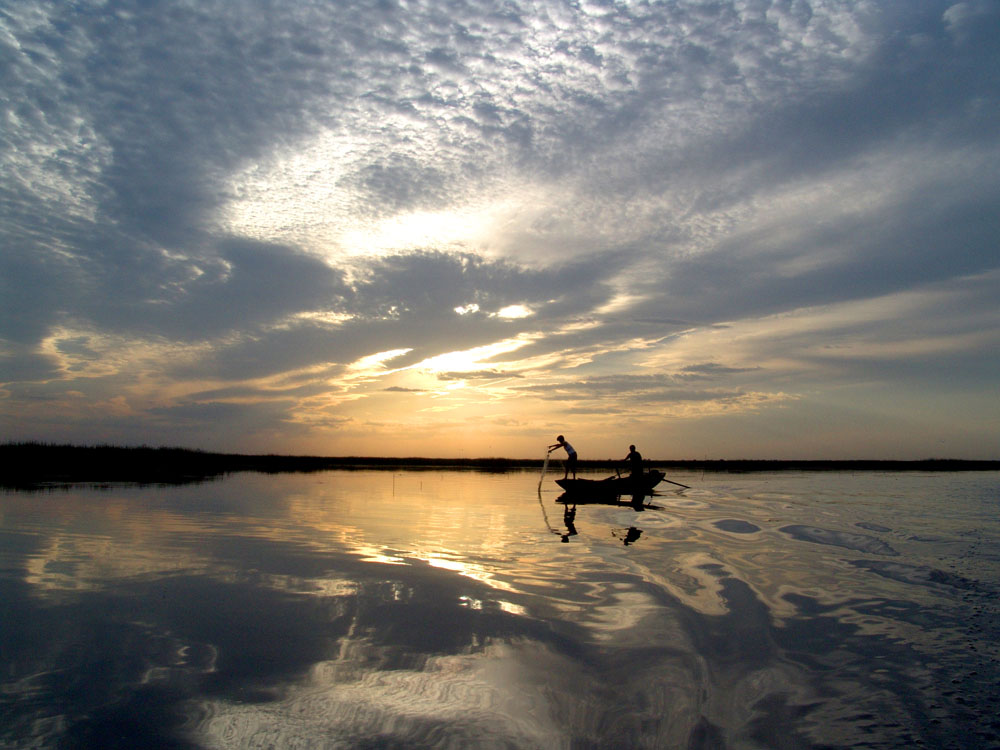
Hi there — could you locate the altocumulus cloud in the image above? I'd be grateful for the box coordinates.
[1,0,998,458]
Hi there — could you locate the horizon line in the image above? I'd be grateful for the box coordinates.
[3,442,998,465]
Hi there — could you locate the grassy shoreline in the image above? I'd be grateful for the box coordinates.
[2,442,998,489]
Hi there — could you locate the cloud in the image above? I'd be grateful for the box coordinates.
[168,249,615,381]
[436,370,523,381]
[1,1,997,457]
[679,363,760,379]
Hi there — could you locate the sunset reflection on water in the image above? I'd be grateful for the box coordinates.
[1,470,997,748]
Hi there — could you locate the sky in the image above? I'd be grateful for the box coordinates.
[1,0,998,460]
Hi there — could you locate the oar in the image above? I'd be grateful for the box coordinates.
[625,464,689,490]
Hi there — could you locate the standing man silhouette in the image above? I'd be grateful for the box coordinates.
[548,435,577,479]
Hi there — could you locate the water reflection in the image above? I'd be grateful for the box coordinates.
[554,490,661,545]
[1,470,998,748]
[612,526,642,546]
[560,503,577,543]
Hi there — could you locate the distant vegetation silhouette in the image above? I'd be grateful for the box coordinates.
[2,442,996,489]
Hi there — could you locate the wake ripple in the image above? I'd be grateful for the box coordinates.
[778,525,899,556]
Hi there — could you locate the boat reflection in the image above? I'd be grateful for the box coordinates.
[555,491,661,509]
[554,492,661,544]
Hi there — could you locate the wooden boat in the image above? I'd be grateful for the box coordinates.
[555,470,665,497]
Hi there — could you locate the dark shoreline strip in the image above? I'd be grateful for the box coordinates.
[2,443,997,489]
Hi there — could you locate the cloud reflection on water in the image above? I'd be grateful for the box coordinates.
[1,470,997,748]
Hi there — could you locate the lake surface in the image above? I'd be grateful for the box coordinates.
[1,469,997,749]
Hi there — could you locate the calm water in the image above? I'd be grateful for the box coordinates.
[1,469,997,749]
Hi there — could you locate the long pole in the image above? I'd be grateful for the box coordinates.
[662,477,690,489]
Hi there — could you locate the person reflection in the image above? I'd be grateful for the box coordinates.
[561,504,578,543]
[629,493,646,511]
[612,526,643,545]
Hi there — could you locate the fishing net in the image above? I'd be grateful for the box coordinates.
[538,450,550,489]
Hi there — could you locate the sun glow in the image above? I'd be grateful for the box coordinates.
[494,304,533,319]
[406,335,535,375]
[349,348,413,373]
[219,126,537,260]
[340,208,491,257]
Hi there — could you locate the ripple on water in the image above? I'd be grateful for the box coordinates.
[856,522,892,533]
[849,560,978,591]
[712,519,761,534]
[778,525,899,556]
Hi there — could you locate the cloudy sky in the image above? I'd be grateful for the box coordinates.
[2,0,998,459]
